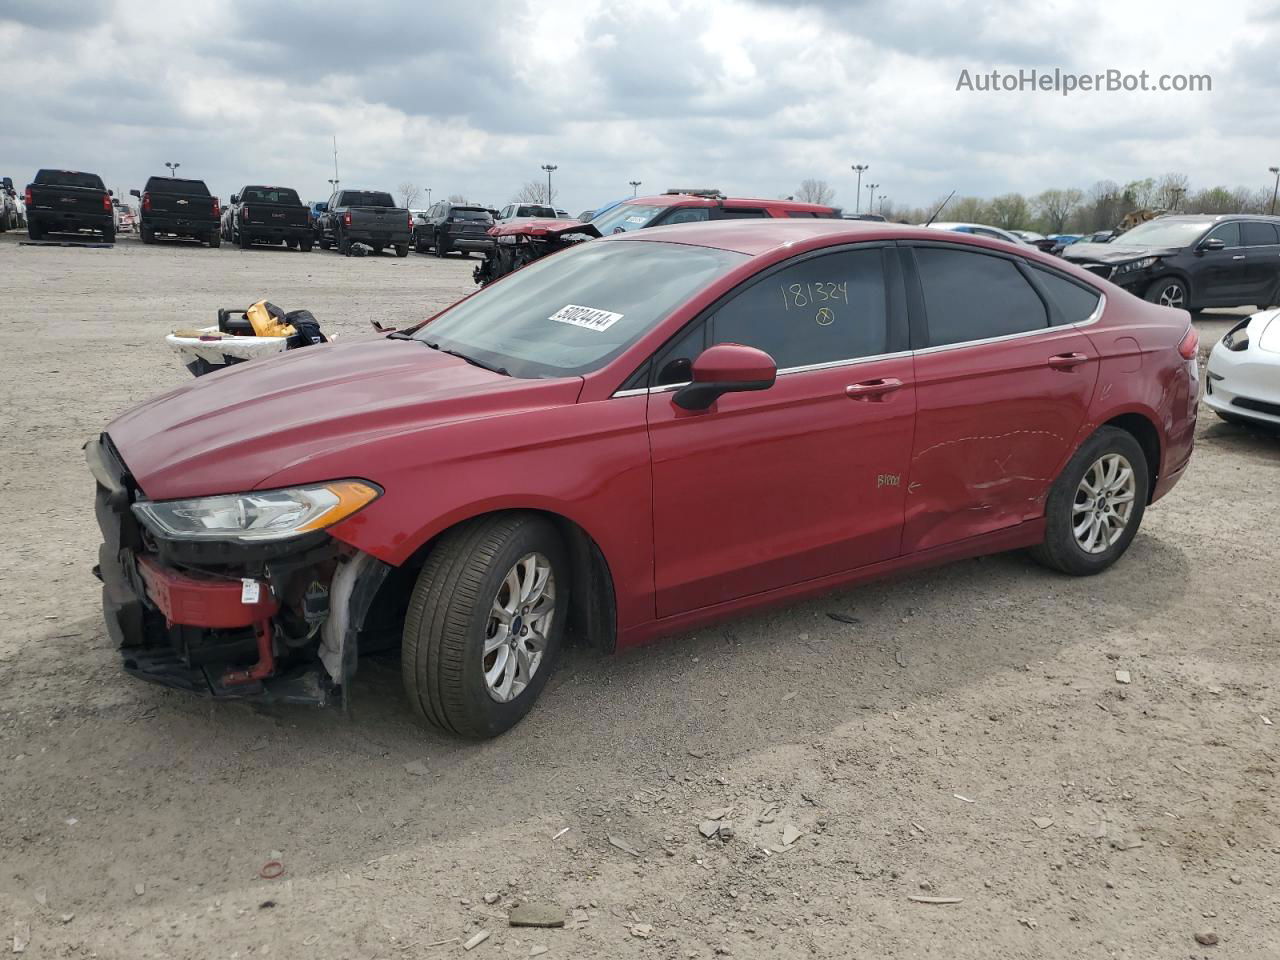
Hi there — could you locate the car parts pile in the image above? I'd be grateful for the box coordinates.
[166,299,328,377]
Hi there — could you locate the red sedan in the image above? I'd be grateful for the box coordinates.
[89,220,1198,737]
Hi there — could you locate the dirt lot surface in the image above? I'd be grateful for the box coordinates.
[1,232,1277,959]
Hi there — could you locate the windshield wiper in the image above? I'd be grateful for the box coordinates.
[424,341,509,377]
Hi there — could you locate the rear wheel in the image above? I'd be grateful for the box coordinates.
[208,233,220,248]
[319,233,331,250]
[1030,426,1148,576]
[27,220,42,241]
[103,226,115,244]
[395,244,408,258]
[238,228,251,249]
[401,514,568,739]
[415,235,429,253]
[299,238,313,252]
[338,231,351,256]
[1145,277,1189,310]
[434,232,448,257]
[140,225,154,244]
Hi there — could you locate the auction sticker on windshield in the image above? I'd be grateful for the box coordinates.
[549,304,624,332]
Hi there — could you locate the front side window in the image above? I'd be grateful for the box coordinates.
[706,248,889,369]
[1205,222,1241,247]
[718,208,767,219]
[914,247,1048,347]
[660,207,711,226]
[416,240,745,378]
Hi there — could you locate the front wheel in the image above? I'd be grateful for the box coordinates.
[1030,426,1149,576]
[401,513,569,739]
[1145,277,1189,310]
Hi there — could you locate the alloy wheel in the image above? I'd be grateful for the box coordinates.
[1156,283,1185,309]
[482,552,555,703]
[1072,453,1137,555]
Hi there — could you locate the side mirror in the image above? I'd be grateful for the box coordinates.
[1198,237,1226,253]
[317,202,328,212]
[107,189,114,197]
[230,193,239,204]
[673,343,777,411]
[130,189,140,199]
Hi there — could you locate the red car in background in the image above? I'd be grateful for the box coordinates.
[89,220,1197,738]
[474,189,840,285]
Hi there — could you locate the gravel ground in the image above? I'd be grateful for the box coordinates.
[0,231,1277,959]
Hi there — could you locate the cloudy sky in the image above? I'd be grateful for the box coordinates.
[2,0,1277,214]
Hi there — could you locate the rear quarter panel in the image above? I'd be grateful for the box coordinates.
[1082,289,1196,498]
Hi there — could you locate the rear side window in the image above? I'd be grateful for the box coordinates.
[708,248,889,369]
[1031,267,1102,325]
[719,208,767,219]
[1241,222,1280,246]
[914,247,1048,346]
[661,208,711,225]
[35,170,105,189]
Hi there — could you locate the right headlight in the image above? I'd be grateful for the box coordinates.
[132,480,381,542]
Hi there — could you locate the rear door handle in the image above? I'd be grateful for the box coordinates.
[1047,352,1090,370]
[845,377,904,400]
[1231,255,1246,260]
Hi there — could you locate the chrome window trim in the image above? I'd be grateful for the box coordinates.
[610,350,912,398]
[913,291,1105,357]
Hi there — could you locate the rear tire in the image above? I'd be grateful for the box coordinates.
[208,233,221,248]
[401,513,569,739]
[299,238,313,252]
[238,228,251,250]
[103,226,115,244]
[395,244,408,258]
[319,234,331,251]
[1030,426,1149,576]
[27,220,42,241]
[415,235,428,253]
[140,225,154,244]
[434,232,448,257]
[338,232,351,256]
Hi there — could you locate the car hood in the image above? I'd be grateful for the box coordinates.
[1063,243,1182,265]
[107,336,583,501]
[489,218,601,240]
[1252,309,1280,354]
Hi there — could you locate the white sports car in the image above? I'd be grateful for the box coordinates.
[1205,309,1280,428]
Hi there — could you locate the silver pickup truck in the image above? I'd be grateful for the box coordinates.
[317,189,411,257]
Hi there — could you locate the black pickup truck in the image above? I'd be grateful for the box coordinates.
[317,189,411,256]
[25,169,115,242]
[132,176,220,247]
[227,185,312,251]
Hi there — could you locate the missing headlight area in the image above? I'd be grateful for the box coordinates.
[88,433,394,706]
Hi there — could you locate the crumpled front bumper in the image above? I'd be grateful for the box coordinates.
[85,433,381,705]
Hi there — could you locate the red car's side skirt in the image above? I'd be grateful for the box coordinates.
[619,518,1047,651]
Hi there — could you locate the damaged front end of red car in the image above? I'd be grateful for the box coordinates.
[472,218,601,287]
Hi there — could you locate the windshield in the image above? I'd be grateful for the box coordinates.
[341,191,396,207]
[414,240,746,378]
[590,203,664,235]
[1113,219,1211,247]
[241,187,301,205]
[35,170,105,190]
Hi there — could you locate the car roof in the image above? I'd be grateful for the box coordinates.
[1146,213,1280,223]
[927,221,1013,233]
[612,217,1044,257]
[628,193,836,213]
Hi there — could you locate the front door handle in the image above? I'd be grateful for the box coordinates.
[1047,352,1090,370]
[1231,255,1246,261]
[845,377,904,400]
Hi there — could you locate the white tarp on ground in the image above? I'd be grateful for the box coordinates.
[165,326,289,366]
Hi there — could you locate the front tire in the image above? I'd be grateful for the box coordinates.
[1145,277,1189,310]
[1030,426,1149,576]
[401,513,569,739]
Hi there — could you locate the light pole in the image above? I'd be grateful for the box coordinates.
[851,163,869,214]
[426,188,432,206]
[865,183,879,214]
[1270,166,1279,216]
[327,178,339,194]
[541,164,558,205]
[165,161,180,178]
[629,180,641,196]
